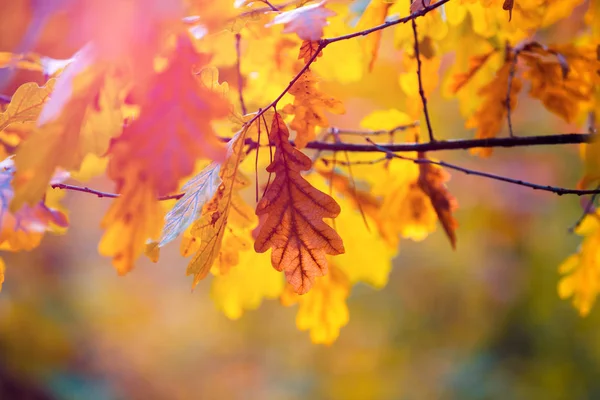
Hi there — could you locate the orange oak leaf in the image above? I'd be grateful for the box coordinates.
[282,69,345,148]
[417,152,458,249]
[266,0,336,41]
[466,60,521,157]
[521,44,600,123]
[298,40,322,64]
[254,112,345,295]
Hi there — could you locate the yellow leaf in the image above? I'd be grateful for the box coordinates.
[98,163,164,275]
[211,248,285,320]
[0,80,55,132]
[356,0,392,71]
[558,213,600,316]
[281,265,350,345]
[254,113,345,294]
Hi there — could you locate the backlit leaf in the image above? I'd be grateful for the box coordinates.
[266,0,336,41]
[254,112,345,294]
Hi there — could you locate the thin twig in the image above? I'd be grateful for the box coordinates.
[51,183,184,201]
[569,184,600,232]
[235,33,247,115]
[366,139,600,196]
[411,18,434,141]
[0,94,11,104]
[242,0,451,132]
[505,43,519,137]
[261,0,280,11]
[329,122,419,136]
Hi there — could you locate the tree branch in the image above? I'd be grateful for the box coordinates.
[366,139,600,196]
[411,18,435,141]
[235,33,247,115]
[51,183,183,201]
[227,132,592,152]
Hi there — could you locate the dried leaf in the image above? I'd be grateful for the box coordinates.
[417,152,458,249]
[282,69,345,148]
[502,0,514,21]
[254,112,344,294]
[266,0,336,41]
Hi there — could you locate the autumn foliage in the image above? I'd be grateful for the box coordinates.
[0,0,599,345]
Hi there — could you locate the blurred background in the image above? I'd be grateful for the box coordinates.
[2,0,599,399]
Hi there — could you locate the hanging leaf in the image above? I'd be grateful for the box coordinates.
[254,112,345,294]
[265,0,336,41]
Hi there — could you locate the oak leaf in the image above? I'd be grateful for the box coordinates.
[0,80,55,133]
[417,152,458,249]
[280,265,350,344]
[254,112,344,294]
[266,1,336,41]
[466,60,521,157]
[282,69,345,148]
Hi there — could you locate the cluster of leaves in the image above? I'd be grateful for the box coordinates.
[0,0,599,344]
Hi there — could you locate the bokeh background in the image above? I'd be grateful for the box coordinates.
[1,1,599,399]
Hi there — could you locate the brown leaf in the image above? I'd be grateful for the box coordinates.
[503,0,514,21]
[254,112,344,294]
[411,0,431,14]
[450,51,496,94]
[417,152,458,249]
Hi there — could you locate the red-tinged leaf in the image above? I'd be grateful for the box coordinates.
[417,152,458,249]
[254,112,345,295]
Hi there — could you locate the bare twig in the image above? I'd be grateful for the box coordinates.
[0,94,11,104]
[235,33,247,115]
[261,0,280,11]
[505,43,519,137]
[242,0,451,132]
[329,122,419,136]
[366,139,600,196]
[411,19,435,141]
[569,184,600,232]
[51,183,184,201]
